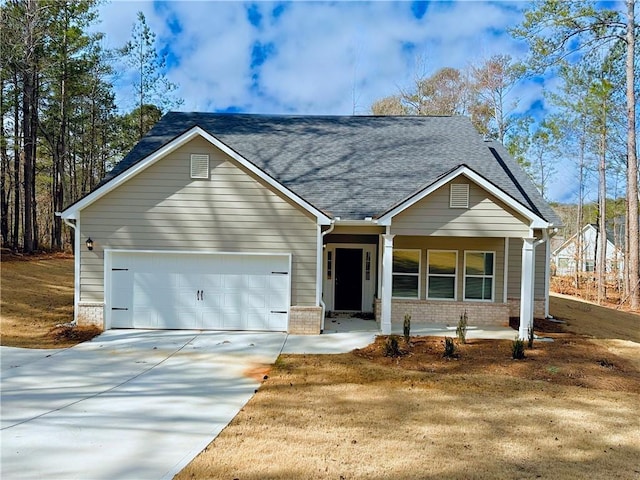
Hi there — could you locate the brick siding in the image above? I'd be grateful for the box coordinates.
[289,306,323,334]
[375,299,510,328]
[77,303,105,329]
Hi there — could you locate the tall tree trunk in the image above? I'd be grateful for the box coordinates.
[12,72,20,250]
[597,102,607,304]
[22,68,35,252]
[626,0,639,309]
[574,121,586,289]
[0,73,9,247]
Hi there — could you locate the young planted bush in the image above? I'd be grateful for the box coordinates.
[528,325,535,349]
[512,337,526,359]
[403,314,411,344]
[384,335,402,357]
[443,337,457,358]
[456,310,468,344]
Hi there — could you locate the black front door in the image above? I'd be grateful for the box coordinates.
[334,248,363,311]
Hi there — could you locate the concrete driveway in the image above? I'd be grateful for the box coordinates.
[1,330,288,480]
[1,323,516,479]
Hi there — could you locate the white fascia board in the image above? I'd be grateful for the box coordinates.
[377,166,550,229]
[61,126,332,225]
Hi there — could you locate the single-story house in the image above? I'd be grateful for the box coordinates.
[59,113,562,339]
[552,223,624,276]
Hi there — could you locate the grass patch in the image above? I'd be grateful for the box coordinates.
[1,253,100,348]
[177,347,640,480]
[550,293,640,342]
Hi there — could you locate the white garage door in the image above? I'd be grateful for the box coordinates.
[108,252,290,331]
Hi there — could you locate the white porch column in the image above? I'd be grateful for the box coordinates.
[519,237,536,340]
[381,233,395,334]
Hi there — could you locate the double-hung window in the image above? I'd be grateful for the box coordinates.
[392,250,420,298]
[464,251,495,301]
[427,250,457,300]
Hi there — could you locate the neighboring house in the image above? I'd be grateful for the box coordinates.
[59,114,562,339]
[552,223,624,277]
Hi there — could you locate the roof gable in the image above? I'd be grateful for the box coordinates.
[376,166,549,228]
[553,223,620,256]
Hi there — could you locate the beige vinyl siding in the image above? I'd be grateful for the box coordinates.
[394,236,505,302]
[506,238,547,299]
[80,136,318,306]
[534,243,546,297]
[391,180,530,237]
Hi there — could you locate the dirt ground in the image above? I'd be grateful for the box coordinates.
[550,293,639,342]
[1,253,100,348]
[178,305,640,480]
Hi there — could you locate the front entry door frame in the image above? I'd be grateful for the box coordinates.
[323,243,376,312]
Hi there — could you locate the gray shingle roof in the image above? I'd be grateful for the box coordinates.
[96,112,562,225]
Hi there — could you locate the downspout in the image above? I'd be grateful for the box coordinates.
[318,220,335,333]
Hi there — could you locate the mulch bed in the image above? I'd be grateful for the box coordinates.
[353,331,640,393]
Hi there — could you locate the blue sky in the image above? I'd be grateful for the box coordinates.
[94,0,606,204]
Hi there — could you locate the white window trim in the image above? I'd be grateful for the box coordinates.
[426,249,458,301]
[392,249,421,299]
[463,250,496,302]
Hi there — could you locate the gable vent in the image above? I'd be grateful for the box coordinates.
[190,154,210,179]
[450,183,469,208]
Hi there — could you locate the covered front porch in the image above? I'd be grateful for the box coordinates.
[321,229,549,340]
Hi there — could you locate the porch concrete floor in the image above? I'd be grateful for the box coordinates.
[324,316,518,339]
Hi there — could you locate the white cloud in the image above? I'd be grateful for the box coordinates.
[93,0,586,202]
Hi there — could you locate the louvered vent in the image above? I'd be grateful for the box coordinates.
[190,154,209,179]
[450,184,469,208]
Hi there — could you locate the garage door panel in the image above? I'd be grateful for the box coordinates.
[132,309,156,329]
[222,311,243,329]
[110,309,131,328]
[200,309,222,329]
[200,274,222,288]
[269,312,288,330]
[246,310,267,329]
[248,275,268,288]
[202,292,224,308]
[109,252,290,331]
[224,293,243,308]
[245,292,267,308]
[224,275,245,289]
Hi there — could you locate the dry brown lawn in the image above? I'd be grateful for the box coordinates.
[1,252,100,348]
[550,292,639,343]
[178,302,640,480]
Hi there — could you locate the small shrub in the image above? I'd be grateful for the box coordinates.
[384,335,402,357]
[512,337,525,359]
[403,314,411,344]
[527,325,535,349]
[443,337,457,358]
[456,310,468,344]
